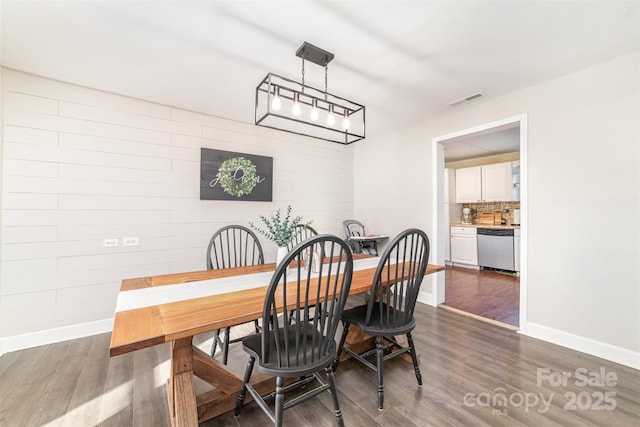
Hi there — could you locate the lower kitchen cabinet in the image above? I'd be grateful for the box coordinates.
[450,226,478,266]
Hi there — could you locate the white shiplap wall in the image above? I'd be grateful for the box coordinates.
[0,69,353,351]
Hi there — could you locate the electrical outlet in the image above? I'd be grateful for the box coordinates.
[103,238,119,247]
[123,236,139,247]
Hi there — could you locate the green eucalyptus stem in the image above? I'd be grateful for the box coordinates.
[249,205,311,247]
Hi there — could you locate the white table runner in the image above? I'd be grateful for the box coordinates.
[115,256,381,313]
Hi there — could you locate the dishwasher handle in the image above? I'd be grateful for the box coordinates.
[477,228,514,237]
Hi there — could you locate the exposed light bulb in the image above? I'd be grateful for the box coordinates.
[292,92,301,116]
[272,97,282,112]
[342,111,351,130]
[271,86,281,112]
[310,99,319,121]
[327,104,335,126]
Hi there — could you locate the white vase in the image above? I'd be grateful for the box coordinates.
[276,246,288,266]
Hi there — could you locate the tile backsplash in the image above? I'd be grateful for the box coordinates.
[462,201,521,225]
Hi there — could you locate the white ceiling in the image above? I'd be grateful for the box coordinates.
[1,1,638,159]
[444,124,520,162]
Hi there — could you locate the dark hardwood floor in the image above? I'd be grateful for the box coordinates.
[444,266,519,327]
[1,302,639,426]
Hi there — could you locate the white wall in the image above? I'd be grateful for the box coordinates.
[0,69,353,353]
[355,52,640,367]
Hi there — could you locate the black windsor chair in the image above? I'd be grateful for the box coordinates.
[206,225,264,364]
[332,228,430,410]
[287,224,318,251]
[235,234,353,427]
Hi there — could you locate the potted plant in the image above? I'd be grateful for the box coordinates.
[249,205,311,264]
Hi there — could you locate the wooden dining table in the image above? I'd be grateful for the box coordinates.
[109,255,444,426]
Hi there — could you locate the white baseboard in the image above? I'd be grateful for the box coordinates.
[526,322,640,370]
[0,318,114,356]
[451,263,480,270]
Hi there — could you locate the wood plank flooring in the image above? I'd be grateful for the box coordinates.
[2,301,639,426]
[444,266,519,327]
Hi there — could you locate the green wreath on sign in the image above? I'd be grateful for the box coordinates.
[217,156,260,197]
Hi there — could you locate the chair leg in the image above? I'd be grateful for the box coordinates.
[332,322,350,372]
[222,326,231,365]
[211,329,221,357]
[274,376,285,427]
[375,335,384,410]
[253,319,260,333]
[234,355,255,417]
[325,366,344,427]
[406,332,422,385]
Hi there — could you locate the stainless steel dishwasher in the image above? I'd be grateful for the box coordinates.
[477,228,515,271]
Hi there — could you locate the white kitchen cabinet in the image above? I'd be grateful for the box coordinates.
[444,169,461,263]
[455,162,514,203]
[512,161,520,202]
[455,166,482,203]
[450,226,478,266]
[481,162,513,201]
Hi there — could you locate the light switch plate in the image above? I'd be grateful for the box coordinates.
[103,239,119,247]
[123,236,139,247]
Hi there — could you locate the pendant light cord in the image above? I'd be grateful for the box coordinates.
[301,53,305,93]
[324,65,328,101]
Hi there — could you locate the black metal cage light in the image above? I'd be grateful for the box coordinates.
[255,42,365,145]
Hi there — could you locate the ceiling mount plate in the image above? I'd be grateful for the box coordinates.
[296,42,334,66]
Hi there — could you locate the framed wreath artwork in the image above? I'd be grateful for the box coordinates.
[200,148,273,201]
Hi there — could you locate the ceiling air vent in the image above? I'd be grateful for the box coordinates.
[447,93,483,107]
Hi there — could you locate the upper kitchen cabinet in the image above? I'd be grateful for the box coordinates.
[481,162,513,201]
[455,162,514,203]
[455,166,482,203]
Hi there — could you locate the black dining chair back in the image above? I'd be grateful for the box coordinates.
[207,225,264,270]
[206,225,264,364]
[367,228,430,331]
[332,228,430,410]
[235,234,353,427]
[287,224,318,251]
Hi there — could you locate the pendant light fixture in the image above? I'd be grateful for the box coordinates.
[292,92,301,116]
[255,42,365,145]
[310,98,319,121]
[327,104,335,126]
[342,110,350,130]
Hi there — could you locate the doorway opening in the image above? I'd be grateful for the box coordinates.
[431,114,527,332]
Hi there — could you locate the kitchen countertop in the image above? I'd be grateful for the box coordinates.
[451,223,520,230]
